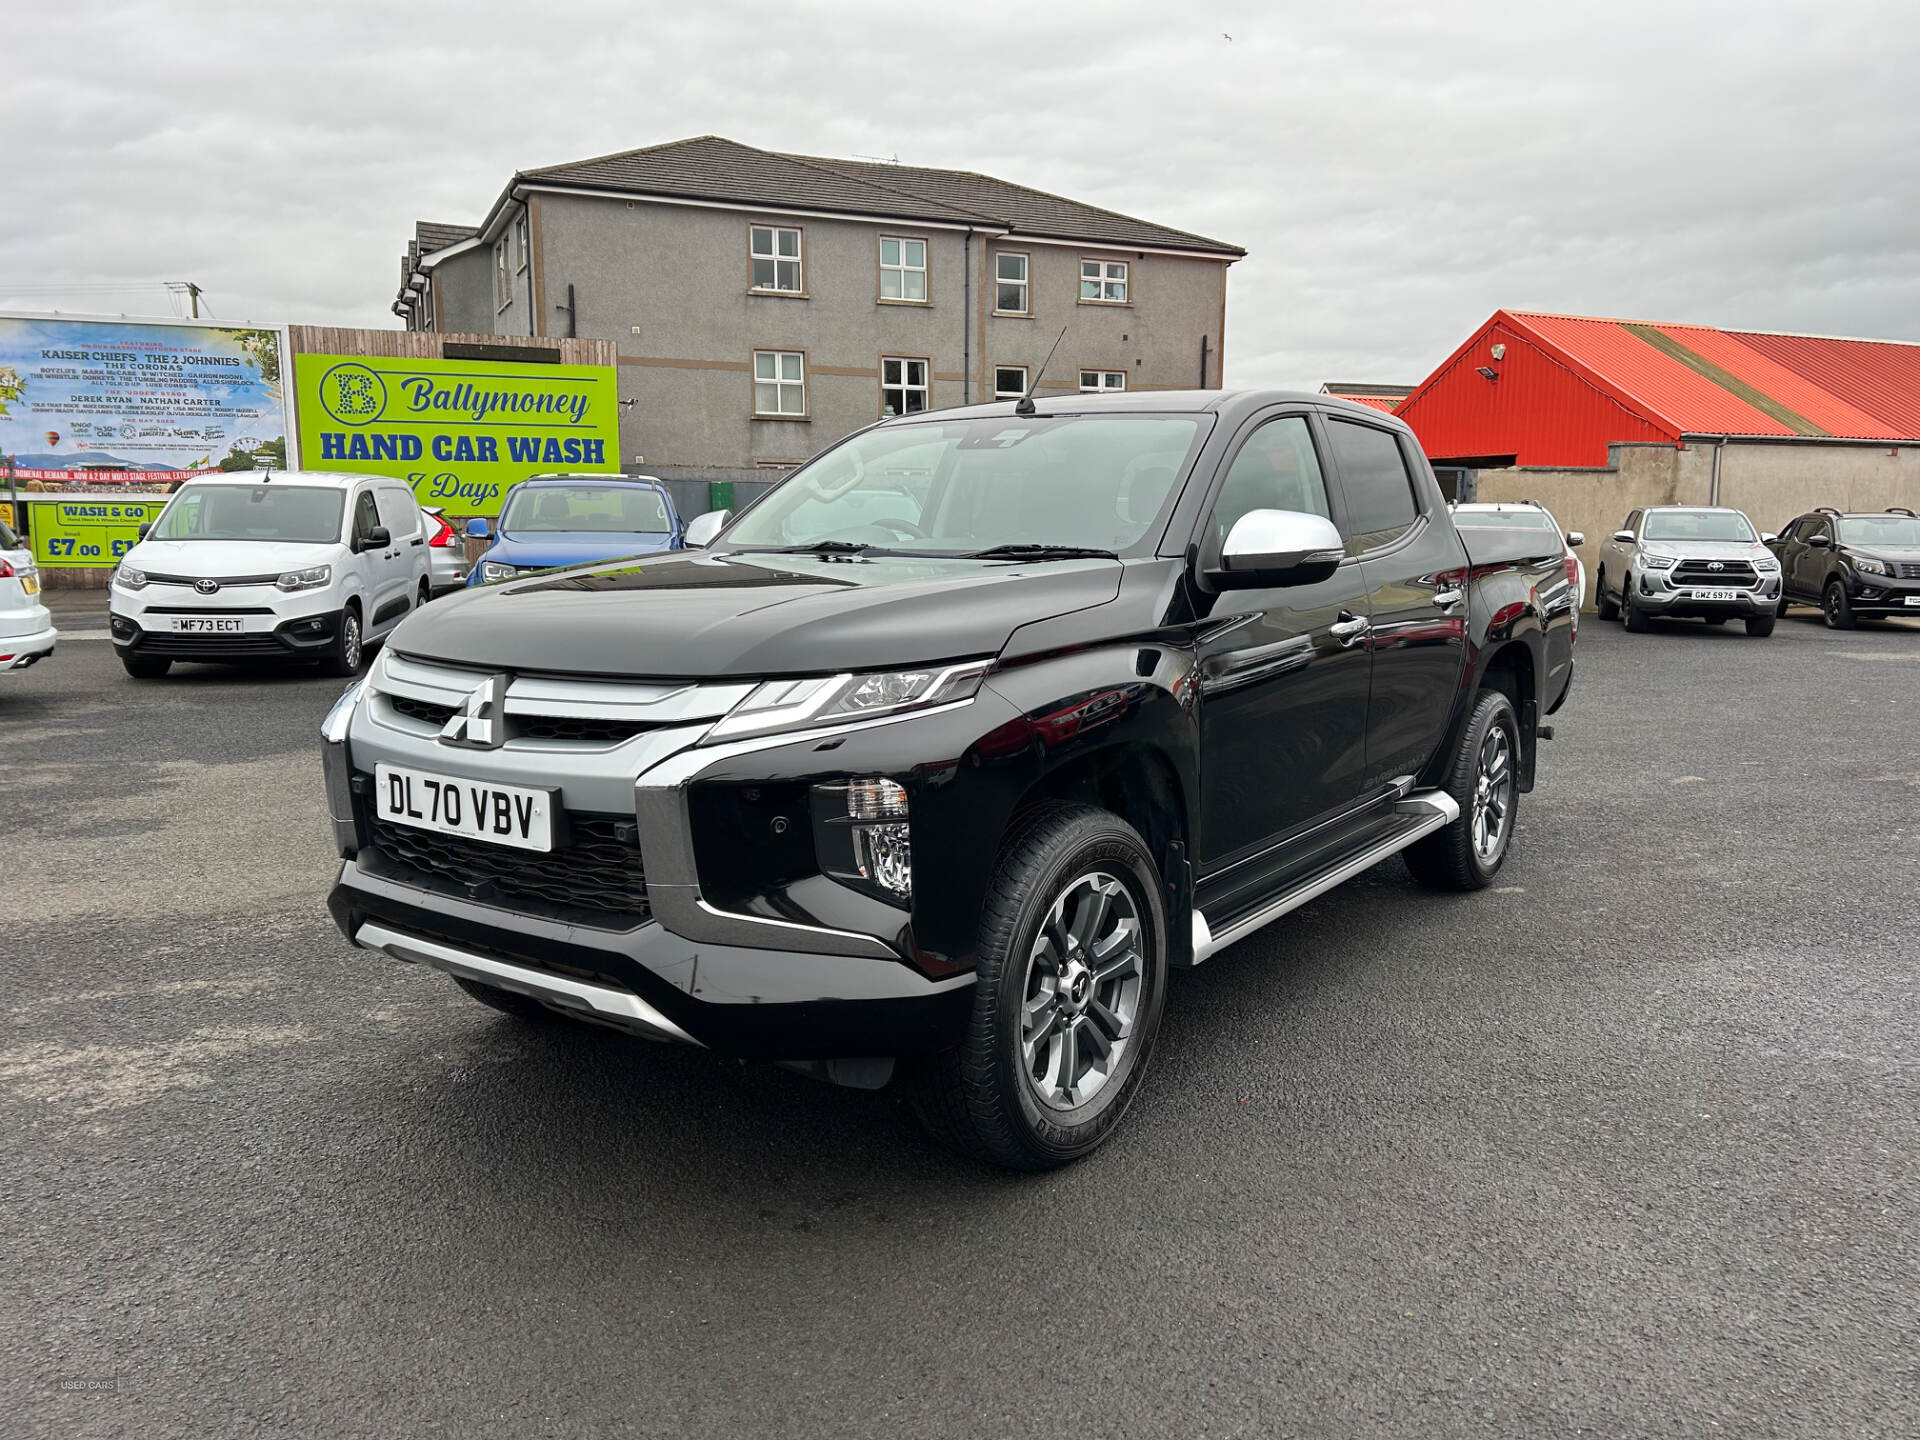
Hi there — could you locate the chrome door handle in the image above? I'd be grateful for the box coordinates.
[1432,588,1464,607]
[1329,613,1370,646]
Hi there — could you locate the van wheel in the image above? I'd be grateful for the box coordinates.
[321,603,364,677]
[119,652,172,679]
[418,579,431,609]
[909,803,1168,1171]
[1594,571,1619,620]
[1405,688,1519,892]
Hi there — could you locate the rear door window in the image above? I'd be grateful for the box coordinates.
[1326,418,1420,554]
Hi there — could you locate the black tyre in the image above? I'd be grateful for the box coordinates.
[1823,581,1856,630]
[119,651,172,679]
[1622,578,1650,632]
[1744,612,1776,637]
[1594,571,1619,621]
[1405,688,1519,892]
[1776,592,1792,617]
[451,975,563,1023]
[909,803,1168,1171]
[320,602,365,677]
[417,579,431,609]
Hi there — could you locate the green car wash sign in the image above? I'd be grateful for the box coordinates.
[292,353,619,514]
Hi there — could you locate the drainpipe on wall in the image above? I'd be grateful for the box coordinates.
[1709,436,1726,506]
[962,229,972,405]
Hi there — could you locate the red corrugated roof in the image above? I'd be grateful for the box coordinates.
[1724,330,1920,439]
[1325,392,1401,412]
[1649,323,1901,439]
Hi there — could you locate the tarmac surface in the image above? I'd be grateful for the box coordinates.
[4,592,1916,1438]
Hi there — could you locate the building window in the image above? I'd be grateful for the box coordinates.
[753,350,807,415]
[1080,370,1127,393]
[879,237,928,302]
[881,357,930,416]
[994,365,1028,399]
[995,253,1029,314]
[493,237,511,312]
[1080,259,1128,303]
[750,226,803,293]
[513,213,530,274]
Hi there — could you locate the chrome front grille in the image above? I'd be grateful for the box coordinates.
[1673,559,1759,588]
[1897,562,1920,579]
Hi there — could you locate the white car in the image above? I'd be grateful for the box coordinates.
[109,471,431,679]
[0,513,57,673]
[1452,500,1586,630]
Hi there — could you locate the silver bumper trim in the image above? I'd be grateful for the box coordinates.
[355,919,702,1045]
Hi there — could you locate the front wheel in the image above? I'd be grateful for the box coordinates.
[1745,613,1776,637]
[119,651,172,679]
[1622,580,1650,633]
[1594,571,1619,621]
[1823,581,1856,630]
[1405,688,1519,891]
[909,804,1168,1171]
[320,603,365,677]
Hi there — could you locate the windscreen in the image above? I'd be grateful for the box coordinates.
[0,515,18,549]
[1457,509,1556,530]
[1643,510,1757,543]
[149,485,344,544]
[1838,514,1920,547]
[501,485,672,534]
[725,414,1208,554]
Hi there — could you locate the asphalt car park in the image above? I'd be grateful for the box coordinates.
[3,593,1915,1438]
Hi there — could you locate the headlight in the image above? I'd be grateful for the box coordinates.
[1752,555,1780,572]
[480,561,519,582]
[1640,554,1678,570]
[707,660,991,742]
[115,565,149,590]
[276,564,332,592]
[1853,555,1889,576]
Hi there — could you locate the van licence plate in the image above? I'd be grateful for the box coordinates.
[1688,588,1741,602]
[374,763,555,852]
[170,615,245,633]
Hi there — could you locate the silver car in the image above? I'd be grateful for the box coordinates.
[419,507,470,595]
[1594,505,1780,636]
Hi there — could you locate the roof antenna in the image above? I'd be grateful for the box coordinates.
[1015,325,1068,416]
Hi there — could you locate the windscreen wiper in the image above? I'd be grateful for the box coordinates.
[965,543,1119,560]
[754,539,890,555]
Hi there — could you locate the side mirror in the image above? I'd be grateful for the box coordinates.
[684,509,732,548]
[1612,529,1636,543]
[464,517,491,539]
[1566,531,1585,547]
[1761,532,1777,545]
[361,525,391,552]
[1208,509,1345,590]
[1808,534,1831,548]
[137,523,151,541]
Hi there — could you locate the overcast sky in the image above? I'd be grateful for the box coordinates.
[8,1,1917,388]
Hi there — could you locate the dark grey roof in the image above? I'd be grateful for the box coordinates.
[416,220,479,254]
[520,135,1242,256]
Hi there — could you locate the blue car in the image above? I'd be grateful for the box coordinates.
[466,474,684,586]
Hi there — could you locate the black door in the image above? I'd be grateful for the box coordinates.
[1194,411,1373,873]
[1322,415,1469,790]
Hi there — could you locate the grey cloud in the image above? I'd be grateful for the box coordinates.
[7,0,1916,389]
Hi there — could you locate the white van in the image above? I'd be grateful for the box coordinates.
[109,471,431,679]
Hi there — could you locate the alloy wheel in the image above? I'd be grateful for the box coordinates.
[343,613,362,670]
[1472,725,1513,863]
[1020,871,1145,1112]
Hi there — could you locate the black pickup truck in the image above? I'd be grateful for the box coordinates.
[322,391,1575,1168]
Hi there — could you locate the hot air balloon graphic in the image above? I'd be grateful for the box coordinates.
[44,431,60,448]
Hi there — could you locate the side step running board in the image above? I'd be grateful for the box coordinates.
[1190,791,1461,964]
[356,920,702,1046]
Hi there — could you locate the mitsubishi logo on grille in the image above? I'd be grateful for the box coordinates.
[194,578,220,594]
[1707,561,1725,571]
[439,675,510,749]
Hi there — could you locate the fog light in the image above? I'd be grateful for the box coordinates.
[852,822,912,897]
[847,778,908,820]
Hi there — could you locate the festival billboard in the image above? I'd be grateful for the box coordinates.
[291,352,620,516]
[0,314,289,483]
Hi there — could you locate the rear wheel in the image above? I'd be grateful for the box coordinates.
[320,602,365,677]
[1622,578,1650,632]
[1405,688,1519,891]
[1823,581,1856,630]
[1595,570,1619,621]
[909,804,1167,1171]
[119,652,172,679]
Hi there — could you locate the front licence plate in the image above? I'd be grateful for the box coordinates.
[1905,595,1920,607]
[1688,588,1741,602]
[169,615,244,633]
[374,763,554,852]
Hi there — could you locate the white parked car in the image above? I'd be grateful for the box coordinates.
[109,471,431,679]
[0,513,57,673]
[1452,500,1586,631]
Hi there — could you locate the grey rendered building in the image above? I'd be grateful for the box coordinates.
[394,136,1243,473]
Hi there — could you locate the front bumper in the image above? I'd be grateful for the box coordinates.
[0,624,58,670]
[1837,574,1920,615]
[111,607,341,661]
[1633,571,1779,617]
